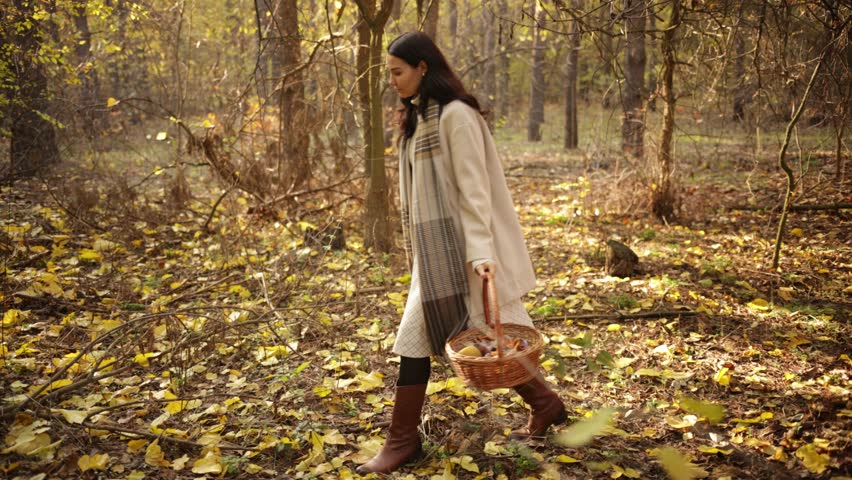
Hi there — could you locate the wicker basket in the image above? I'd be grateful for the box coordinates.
[445,278,543,390]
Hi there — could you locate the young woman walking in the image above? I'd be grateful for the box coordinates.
[356,31,566,475]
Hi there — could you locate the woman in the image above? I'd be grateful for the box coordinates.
[356,32,566,475]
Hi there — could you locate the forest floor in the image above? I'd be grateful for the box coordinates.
[1,133,850,479]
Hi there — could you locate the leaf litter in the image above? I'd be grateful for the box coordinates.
[0,154,849,479]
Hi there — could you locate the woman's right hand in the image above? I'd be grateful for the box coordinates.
[474,260,497,280]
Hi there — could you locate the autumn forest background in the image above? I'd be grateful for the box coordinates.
[1,0,850,479]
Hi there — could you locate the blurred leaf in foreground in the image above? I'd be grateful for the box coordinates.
[554,407,615,447]
[679,397,725,424]
[658,447,708,480]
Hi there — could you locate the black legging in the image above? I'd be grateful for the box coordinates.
[397,356,431,386]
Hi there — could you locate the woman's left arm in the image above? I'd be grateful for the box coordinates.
[445,105,495,267]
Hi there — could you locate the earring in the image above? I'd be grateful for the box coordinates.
[422,72,426,77]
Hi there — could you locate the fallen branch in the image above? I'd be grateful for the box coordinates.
[730,202,851,212]
[249,176,362,212]
[204,186,234,232]
[76,420,254,451]
[539,309,699,322]
[163,272,241,307]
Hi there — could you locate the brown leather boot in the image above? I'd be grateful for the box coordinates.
[509,375,567,440]
[355,384,427,474]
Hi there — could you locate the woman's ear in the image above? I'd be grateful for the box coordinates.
[418,60,428,77]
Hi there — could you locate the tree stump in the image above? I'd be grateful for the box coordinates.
[605,240,639,277]
[304,225,346,250]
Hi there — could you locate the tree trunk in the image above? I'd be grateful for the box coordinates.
[528,4,546,142]
[497,0,510,122]
[448,0,458,47]
[278,0,310,192]
[732,24,747,122]
[599,1,614,108]
[108,0,129,101]
[255,0,279,100]
[72,2,103,140]
[392,0,401,21]
[481,5,496,129]
[646,0,658,112]
[355,0,394,252]
[771,51,826,270]
[621,0,646,161]
[357,20,372,176]
[420,0,439,41]
[600,2,613,77]
[651,0,680,222]
[6,0,60,178]
[564,8,580,150]
[834,116,846,182]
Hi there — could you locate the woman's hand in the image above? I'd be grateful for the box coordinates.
[474,260,497,280]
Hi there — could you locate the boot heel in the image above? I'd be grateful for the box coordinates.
[556,408,568,425]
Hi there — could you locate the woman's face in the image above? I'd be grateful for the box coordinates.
[386,55,426,99]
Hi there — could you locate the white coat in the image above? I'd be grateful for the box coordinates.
[392,100,537,358]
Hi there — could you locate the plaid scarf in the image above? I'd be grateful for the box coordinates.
[399,100,469,357]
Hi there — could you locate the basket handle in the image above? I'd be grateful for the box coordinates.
[482,277,504,359]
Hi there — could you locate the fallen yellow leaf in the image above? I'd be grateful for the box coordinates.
[145,440,170,467]
[713,367,731,386]
[697,445,733,455]
[747,298,771,312]
[665,415,698,429]
[127,439,147,453]
[2,419,58,459]
[191,450,223,474]
[52,409,88,425]
[163,391,184,415]
[795,443,829,474]
[172,454,190,471]
[554,454,581,463]
[78,453,110,472]
[3,309,29,326]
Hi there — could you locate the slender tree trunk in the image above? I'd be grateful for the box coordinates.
[392,0,401,21]
[733,24,747,122]
[279,0,310,191]
[357,20,372,176]
[448,0,458,48]
[366,30,391,251]
[255,0,280,100]
[481,5,496,129]
[72,2,103,140]
[7,0,60,177]
[651,0,680,221]
[354,0,394,252]
[834,118,845,182]
[600,1,614,108]
[646,0,658,112]
[420,0,439,41]
[772,52,826,270]
[497,0,510,122]
[601,1,613,77]
[564,6,580,150]
[528,4,546,142]
[109,0,129,102]
[621,0,646,161]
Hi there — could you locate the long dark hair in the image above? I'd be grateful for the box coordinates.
[388,32,482,139]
